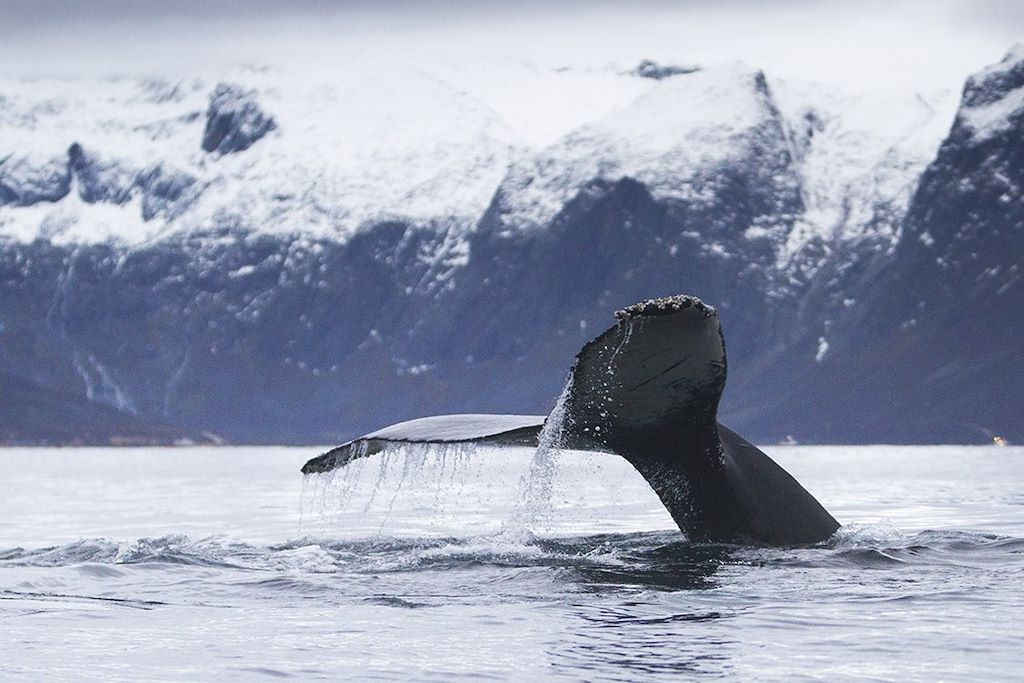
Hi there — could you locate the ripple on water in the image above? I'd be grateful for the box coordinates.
[3,526,1024,574]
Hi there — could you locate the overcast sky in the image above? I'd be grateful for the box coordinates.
[1,0,1021,90]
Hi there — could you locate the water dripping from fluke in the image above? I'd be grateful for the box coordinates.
[299,379,576,545]
[500,375,575,541]
[300,440,488,537]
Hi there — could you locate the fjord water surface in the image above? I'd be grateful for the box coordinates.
[2,445,1023,680]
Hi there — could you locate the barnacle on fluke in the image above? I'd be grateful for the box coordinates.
[614,294,717,320]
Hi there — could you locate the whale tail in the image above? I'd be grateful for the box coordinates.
[301,295,839,546]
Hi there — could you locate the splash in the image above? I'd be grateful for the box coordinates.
[299,440,373,532]
[501,375,575,538]
[378,441,477,534]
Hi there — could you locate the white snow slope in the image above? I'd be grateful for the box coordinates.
[0,52,981,273]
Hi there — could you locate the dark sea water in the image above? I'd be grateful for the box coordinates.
[2,445,1023,681]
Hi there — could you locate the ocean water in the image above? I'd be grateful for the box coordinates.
[2,444,1023,681]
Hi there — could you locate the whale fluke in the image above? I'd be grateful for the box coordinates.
[300,414,545,474]
[301,294,840,546]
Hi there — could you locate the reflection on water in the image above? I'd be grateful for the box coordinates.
[555,539,735,678]
[557,605,734,679]
[545,534,732,592]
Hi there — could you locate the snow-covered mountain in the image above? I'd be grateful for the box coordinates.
[0,64,519,245]
[1,50,1019,444]
[0,60,948,251]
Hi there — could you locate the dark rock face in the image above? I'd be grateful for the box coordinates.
[633,59,701,80]
[961,49,1024,109]
[412,169,798,418]
[0,155,71,206]
[2,144,200,223]
[0,224,461,443]
[201,83,277,154]
[68,143,136,205]
[137,165,199,220]
[732,48,1024,444]
[834,47,1024,442]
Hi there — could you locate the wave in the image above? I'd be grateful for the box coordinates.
[3,527,1021,582]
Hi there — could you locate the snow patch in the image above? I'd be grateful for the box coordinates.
[815,336,830,362]
[771,79,957,269]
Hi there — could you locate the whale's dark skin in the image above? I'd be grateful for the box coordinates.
[302,295,840,546]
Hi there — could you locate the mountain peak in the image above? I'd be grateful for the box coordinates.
[489,63,792,234]
[957,45,1024,141]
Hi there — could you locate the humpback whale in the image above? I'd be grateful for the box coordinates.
[302,295,840,546]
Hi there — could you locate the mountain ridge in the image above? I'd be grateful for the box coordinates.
[1,51,1020,444]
